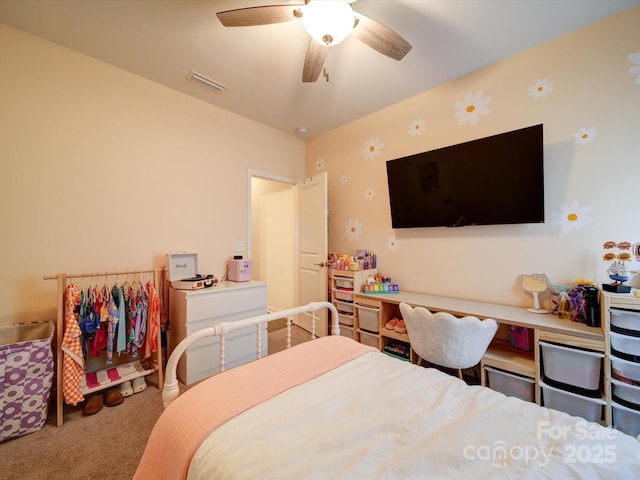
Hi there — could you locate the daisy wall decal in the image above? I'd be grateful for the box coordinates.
[340,173,348,184]
[315,157,325,171]
[345,218,363,241]
[386,236,399,251]
[574,127,597,145]
[408,118,426,136]
[528,78,554,99]
[454,90,492,126]
[550,201,594,233]
[629,52,640,84]
[360,136,384,160]
[364,187,376,200]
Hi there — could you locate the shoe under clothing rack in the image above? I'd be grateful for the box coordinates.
[44,268,164,426]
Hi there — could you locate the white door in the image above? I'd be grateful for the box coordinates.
[295,172,329,336]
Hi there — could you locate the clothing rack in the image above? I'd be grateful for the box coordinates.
[44,268,165,427]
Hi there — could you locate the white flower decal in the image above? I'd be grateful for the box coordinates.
[629,52,640,84]
[364,188,376,200]
[574,127,597,145]
[340,173,348,184]
[454,90,492,126]
[408,118,426,136]
[315,157,325,171]
[551,201,594,233]
[387,236,399,251]
[345,218,363,241]
[360,136,384,160]
[528,79,554,99]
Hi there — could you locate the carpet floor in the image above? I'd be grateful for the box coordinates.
[0,325,316,480]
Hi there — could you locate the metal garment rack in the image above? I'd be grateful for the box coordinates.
[43,268,164,426]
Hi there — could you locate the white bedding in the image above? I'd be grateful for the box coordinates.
[188,351,640,479]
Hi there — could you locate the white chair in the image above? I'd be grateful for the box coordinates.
[399,302,498,381]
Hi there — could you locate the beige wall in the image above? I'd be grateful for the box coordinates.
[306,7,640,308]
[0,24,305,325]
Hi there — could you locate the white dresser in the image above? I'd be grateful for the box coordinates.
[168,281,267,385]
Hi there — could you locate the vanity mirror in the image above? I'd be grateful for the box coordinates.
[520,273,549,313]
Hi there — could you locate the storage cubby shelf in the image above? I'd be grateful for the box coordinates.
[354,290,608,422]
[483,340,535,378]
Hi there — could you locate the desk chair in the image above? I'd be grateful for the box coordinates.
[399,302,498,381]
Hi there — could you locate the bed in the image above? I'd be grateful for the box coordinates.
[135,302,640,479]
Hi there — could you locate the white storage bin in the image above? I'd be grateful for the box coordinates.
[610,331,640,358]
[610,308,640,333]
[333,288,354,302]
[611,355,640,384]
[334,277,354,289]
[540,341,603,391]
[485,366,535,402]
[611,377,640,409]
[334,300,354,314]
[356,304,379,333]
[339,325,354,339]
[338,312,354,327]
[540,381,605,422]
[358,330,379,349]
[611,401,640,438]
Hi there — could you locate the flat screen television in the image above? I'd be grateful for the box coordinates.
[386,124,544,228]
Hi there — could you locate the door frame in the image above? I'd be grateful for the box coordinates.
[248,170,297,312]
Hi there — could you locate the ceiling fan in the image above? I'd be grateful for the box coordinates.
[216,0,412,83]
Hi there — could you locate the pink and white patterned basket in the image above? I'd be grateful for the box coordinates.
[0,321,54,442]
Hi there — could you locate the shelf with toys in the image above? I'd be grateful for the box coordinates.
[599,240,640,435]
[355,280,606,412]
[329,250,377,341]
[352,272,417,362]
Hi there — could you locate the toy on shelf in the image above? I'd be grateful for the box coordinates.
[362,273,399,294]
[602,241,633,293]
[550,280,599,327]
[556,290,572,320]
[549,284,572,317]
[330,250,376,271]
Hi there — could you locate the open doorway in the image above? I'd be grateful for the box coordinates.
[249,172,296,314]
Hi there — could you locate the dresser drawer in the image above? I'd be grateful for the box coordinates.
[178,328,267,385]
[184,309,266,348]
[182,284,267,323]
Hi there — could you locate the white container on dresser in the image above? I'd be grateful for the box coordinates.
[169,281,267,385]
[601,291,640,437]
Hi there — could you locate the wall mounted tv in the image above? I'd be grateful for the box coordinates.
[386,124,544,228]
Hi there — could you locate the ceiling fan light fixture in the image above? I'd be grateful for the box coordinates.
[302,0,355,46]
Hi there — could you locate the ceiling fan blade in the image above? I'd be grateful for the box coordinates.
[302,40,328,83]
[217,4,304,27]
[352,13,412,61]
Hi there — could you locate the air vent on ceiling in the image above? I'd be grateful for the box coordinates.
[187,71,227,92]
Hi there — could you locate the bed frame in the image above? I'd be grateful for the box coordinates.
[139,301,640,480]
[162,301,339,407]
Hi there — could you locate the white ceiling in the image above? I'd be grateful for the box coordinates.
[1,0,638,139]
